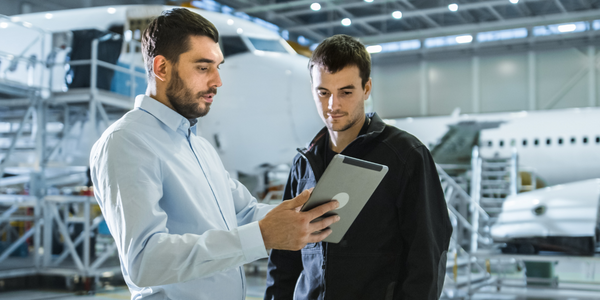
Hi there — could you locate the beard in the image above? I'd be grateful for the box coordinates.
[328,109,363,132]
[166,68,217,119]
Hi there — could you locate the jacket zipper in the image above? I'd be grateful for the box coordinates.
[297,149,329,299]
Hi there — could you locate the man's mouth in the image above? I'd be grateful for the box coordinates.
[328,112,346,119]
[202,94,215,103]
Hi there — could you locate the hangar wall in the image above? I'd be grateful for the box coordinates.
[372,46,598,118]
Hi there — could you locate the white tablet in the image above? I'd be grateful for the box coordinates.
[301,154,389,243]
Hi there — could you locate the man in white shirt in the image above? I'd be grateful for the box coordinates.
[89,8,339,300]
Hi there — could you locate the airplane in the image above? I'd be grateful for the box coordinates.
[491,178,600,256]
[388,107,600,186]
[0,5,323,193]
[388,108,600,255]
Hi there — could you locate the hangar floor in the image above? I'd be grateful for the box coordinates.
[0,258,599,300]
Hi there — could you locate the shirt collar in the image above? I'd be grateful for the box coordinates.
[134,95,198,135]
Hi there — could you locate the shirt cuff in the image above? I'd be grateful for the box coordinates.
[237,221,268,262]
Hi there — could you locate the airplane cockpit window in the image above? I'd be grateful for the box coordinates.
[583,137,588,144]
[248,37,288,53]
[221,36,249,57]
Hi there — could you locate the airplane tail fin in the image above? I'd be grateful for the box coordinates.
[431,121,503,164]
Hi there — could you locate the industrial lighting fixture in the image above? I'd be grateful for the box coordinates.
[45,13,53,19]
[0,22,8,29]
[107,7,116,14]
[366,45,382,53]
[227,19,234,25]
[237,28,244,34]
[310,3,321,11]
[455,35,473,43]
[448,3,458,11]
[341,18,352,26]
[558,24,577,32]
[392,11,402,19]
[509,0,519,3]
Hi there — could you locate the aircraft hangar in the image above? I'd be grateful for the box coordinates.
[0,0,599,299]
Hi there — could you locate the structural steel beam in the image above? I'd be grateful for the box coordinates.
[359,8,600,44]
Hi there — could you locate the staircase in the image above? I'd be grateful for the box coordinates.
[472,146,518,222]
[438,146,519,299]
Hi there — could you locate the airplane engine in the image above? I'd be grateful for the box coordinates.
[491,178,600,255]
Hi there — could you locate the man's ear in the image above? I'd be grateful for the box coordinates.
[153,55,168,82]
[363,77,372,100]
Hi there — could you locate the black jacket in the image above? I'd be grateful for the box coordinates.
[265,113,453,300]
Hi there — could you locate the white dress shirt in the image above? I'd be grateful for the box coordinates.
[90,95,274,299]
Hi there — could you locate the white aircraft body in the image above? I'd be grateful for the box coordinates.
[491,179,600,255]
[389,107,600,186]
[389,108,600,254]
[0,5,322,183]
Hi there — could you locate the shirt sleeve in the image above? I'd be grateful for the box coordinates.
[229,173,276,261]
[90,130,269,288]
[397,145,453,300]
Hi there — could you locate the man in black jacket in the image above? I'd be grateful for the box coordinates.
[264,34,453,300]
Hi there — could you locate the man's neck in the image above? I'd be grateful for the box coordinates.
[328,116,366,153]
[146,84,175,111]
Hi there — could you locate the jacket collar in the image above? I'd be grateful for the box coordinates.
[297,112,387,180]
[304,112,386,155]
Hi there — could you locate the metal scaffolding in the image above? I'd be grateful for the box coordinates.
[0,15,145,288]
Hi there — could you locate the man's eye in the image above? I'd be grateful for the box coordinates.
[344,91,352,95]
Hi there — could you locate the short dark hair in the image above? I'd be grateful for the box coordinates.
[309,34,371,88]
[142,8,219,79]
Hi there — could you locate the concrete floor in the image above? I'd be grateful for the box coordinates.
[1,258,599,300]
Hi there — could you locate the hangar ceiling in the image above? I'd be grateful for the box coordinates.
[213,0,600,45]
[4,0,600,51]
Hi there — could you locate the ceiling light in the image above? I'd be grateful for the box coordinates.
[45,13,53,19]
[392,11,402,19]
[341,18,351,26]
[509,0,519,3]
[0,22,8,29]
[22,22,32,28]
[448,3,458,12]
[558,24,576,32]
[310,3,321,11]
[456,35,473,43]
[10,17,20,22]
[364,0,374,2]
[107,7,116,14]
[366,45,382,53]
[227,19,234,25]
[237,28,244,34]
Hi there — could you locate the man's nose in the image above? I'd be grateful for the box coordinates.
[211,69,223,87]
[327,94,340,110]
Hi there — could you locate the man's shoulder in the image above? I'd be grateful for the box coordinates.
[92,109,164,154]
[379,125,427,156]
